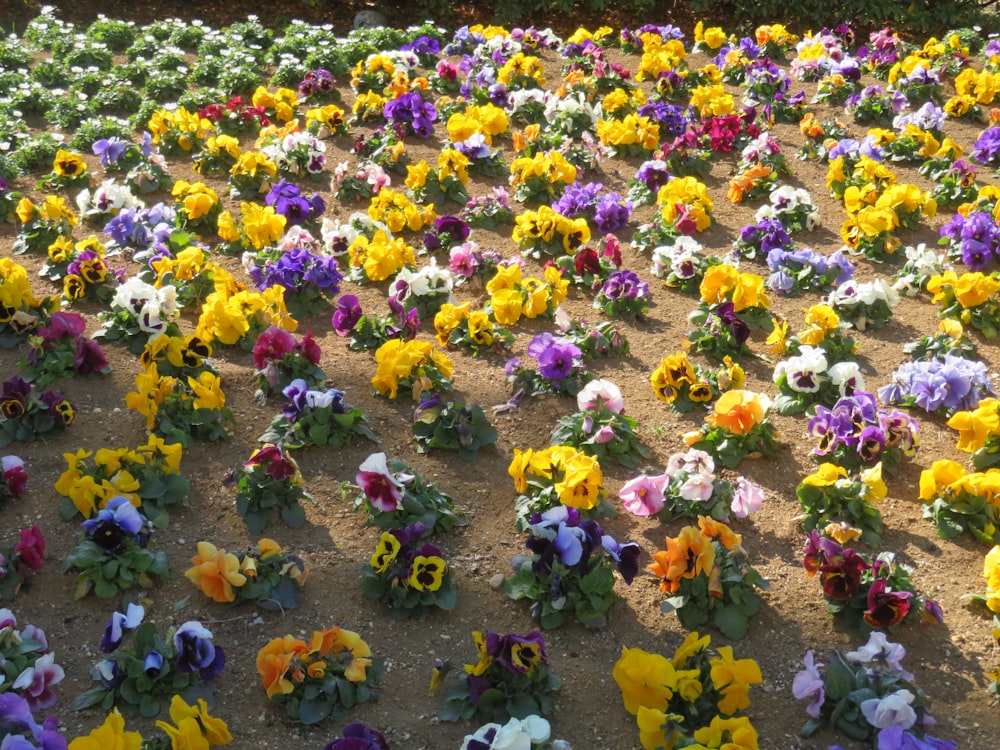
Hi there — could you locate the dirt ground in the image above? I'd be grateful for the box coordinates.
[1,6,999,750]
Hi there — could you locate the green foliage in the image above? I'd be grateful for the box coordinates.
[689,0,987,38]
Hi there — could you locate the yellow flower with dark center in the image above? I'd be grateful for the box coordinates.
[53,149,87,177]
[466,311,495,346]
[370,532,401,573]
[63,274,87,301]
[408,555,447,591]
[554,451,603,510]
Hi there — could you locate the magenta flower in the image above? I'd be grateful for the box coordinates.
[252,325,297,370]
[13,525,44,572]
[356,452,404,512]
[619,473,670,516]
[2,455,27,498]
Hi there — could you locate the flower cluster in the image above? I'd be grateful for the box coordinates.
[411,395,498,461]
[927,270,1000,339]
[0,376,75,447]
[362,522,456,619]
[0,453,27,504]
[70,604,224,716]
[685,390,779,469]
[371,338,454,401]
[505,505,639,629]
[808,390,920,473]
[252,325,327,399]
[434,302,513,358]
[649,351,743,413]
[549,379,648,468]
[0,525,45,600]
[508,444,610,529]
[879,354,995,416]
[614,632,762,749]
[354,451,466,536]
[621,448,764,523]
[0,258,58,347]
[437,630,561,724]
[257,625,377,724]
[793,632,955,748]
[61,495,168,599]
[802,529,942,630]
[96,276,181,353]
[918,458,1000,544]
[186,538,307,610]
[796,463,888,546]
[54,435,188,527]
[230,443,314,534]
[825,278,899,330]
[124,362,232,447]
[259,378,377,449]
[650,516,768,639]
[0,609,63,711]
[460,715,569,750]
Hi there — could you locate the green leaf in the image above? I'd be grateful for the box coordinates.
[298,697,332,725]
[714,604,751,639]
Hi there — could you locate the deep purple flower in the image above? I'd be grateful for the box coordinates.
[324,722,391,750]
[332,294,363,336]
[173,621,225,679]
[602,536,641,584]
[82,496,148,553]
[101,604,146,654]
[593,193,632,233]
[635,160,671,192]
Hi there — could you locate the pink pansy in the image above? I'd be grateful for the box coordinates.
[356,452,404,512]
[577,378,625,414]
[678,473,714,503]
[594,425,616,443]
[14,525,45,571]
[619,473,670,516]
[731,477,765,519]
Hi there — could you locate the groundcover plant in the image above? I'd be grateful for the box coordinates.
[2,8,1000,749]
